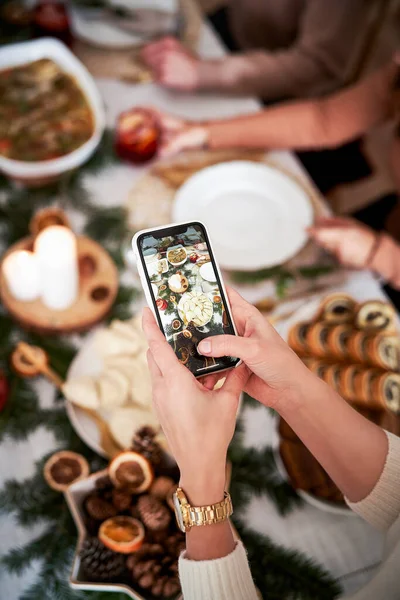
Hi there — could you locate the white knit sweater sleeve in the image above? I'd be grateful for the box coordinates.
[179,541,259,600]
[346,431,400,531]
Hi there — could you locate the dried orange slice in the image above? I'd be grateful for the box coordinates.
[44,450,89,492]
[99,516,145,554]
[109,451,153,493]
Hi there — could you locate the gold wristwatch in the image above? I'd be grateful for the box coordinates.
[172,487,233,533]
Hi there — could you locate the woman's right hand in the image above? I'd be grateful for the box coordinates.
[198,288,318,413]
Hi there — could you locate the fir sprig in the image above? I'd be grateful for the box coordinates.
[107,285,140,322]
[229,442,301,516]
[0,377,44,443]
[236,524,342,600]
[84,206,128,244]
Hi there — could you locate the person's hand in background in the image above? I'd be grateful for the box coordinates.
[142,307,248,505]
[308,216,377,268]
[141,37,200,91]
[198,288,314,413]
[155,110,208,157]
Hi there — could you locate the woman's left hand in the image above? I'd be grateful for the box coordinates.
[142,307,249,504]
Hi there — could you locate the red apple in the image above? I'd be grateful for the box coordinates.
[115,108,160,164]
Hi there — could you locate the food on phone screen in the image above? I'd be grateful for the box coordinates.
[138,223,238,375]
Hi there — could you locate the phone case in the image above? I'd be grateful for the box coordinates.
[132,221,242,377]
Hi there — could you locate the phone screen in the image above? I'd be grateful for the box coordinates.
[138,222,239,376]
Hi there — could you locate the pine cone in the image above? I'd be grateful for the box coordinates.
[165,532,185,558]
[112,488,132,511]
[150,476,175,500]
[95,475,113,490]
[80,537,125,582]
[85,493,117,521]
[163,577,181,597]
[137,494,171,531]
[127,541,181,598]
[95,475,113,502]
[131,426,162,466]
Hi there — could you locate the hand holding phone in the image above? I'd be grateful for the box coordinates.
[134,221,240,377]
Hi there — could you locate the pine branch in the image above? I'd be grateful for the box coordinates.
[229,443,301,516]
[79,129,118,175]
[107,285,140,322]
[27,334,77,381]
[230,266,288,284]
[1,528,58,575]
[242,393,261,409]
[297,265,335,279]
[0,377,44,443]
[235,524,342,600]
[84,206,128,245]
[276,273,295,299]
[61,172,94,214]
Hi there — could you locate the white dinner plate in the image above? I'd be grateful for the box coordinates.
[70,0,178,49]
[65,331,107,457]
[199,262,216,283]
[173,161,314,271]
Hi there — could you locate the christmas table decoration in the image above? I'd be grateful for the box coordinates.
[0,212,119,334]
[44,450,90,492]
[66,432,185,599]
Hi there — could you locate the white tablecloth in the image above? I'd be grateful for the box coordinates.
[0,21,390,599]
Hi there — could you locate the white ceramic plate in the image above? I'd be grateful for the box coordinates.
[173,161,314,271]
[70,0,178,49]
[199,262,216,283]
[65,332,107,457]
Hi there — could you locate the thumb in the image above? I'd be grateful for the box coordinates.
[198,335,255,362]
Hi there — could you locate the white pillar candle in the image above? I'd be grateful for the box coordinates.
[2,250,41,302]
[34,226,78,311]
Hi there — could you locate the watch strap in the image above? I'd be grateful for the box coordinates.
[186,492,233,527]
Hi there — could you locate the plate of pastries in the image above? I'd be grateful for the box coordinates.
[64,315,165,459]
[278,293,400,514]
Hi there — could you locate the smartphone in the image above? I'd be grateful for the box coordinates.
[134,221,240,377]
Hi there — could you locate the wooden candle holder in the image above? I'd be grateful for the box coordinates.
[0,236,118,335]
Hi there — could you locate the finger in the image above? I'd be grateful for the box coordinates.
[141,38,170,58]
[142,307,183,375]
[147,349,162,380]
[309,216,355,230]
[224,286,261,335]
[143,106,185,132]
[198,334,256,362]
[158,113,186,132]
[200,373,220,390]
[309,228,343,248]
[159,129,198,157]
[222,364,250,396]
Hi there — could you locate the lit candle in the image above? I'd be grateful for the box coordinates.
[2,250,41,302]
[34,226,78,310]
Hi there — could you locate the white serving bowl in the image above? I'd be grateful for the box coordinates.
[0,38,105,186]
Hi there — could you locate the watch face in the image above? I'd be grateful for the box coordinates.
[173,492,185,532]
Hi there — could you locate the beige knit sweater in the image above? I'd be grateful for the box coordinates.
[223,0,371,100]
[179,431,400,599]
